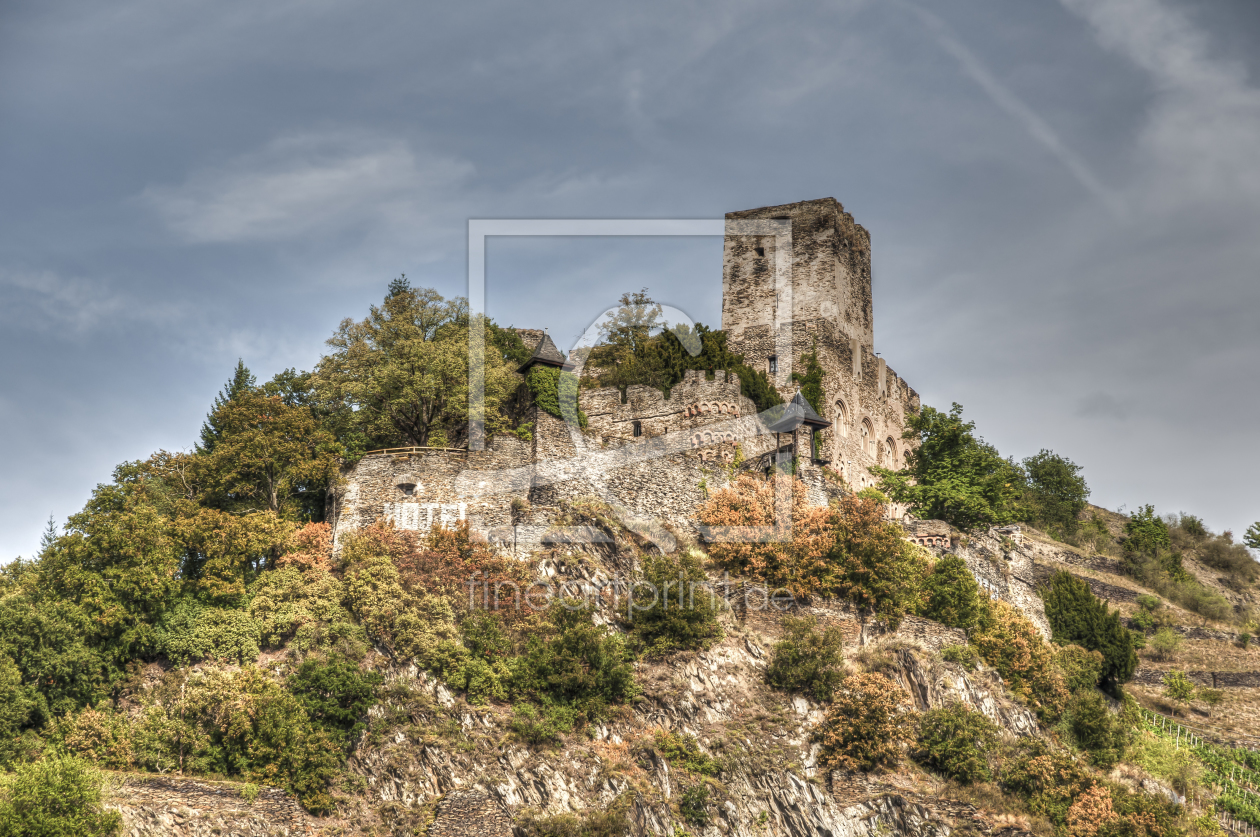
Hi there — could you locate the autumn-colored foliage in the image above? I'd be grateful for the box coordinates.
[1067,785,1117,837]
[277,522,332,570]
[698,476,924,625]
[813,671,917,771]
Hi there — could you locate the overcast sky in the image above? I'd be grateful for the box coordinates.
[3,0,1259,560]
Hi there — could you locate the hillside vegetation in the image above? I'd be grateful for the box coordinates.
[1,281,1258,837]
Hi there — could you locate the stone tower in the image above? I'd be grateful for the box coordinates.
[722,197,873,352]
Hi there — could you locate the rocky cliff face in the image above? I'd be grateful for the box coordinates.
[324,606,1041,837]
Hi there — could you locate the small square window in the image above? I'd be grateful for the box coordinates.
[754,246,765,258]
[768,355,777,374]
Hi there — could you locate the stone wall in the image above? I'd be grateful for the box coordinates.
[104,775,311,837]
[428,789,512,837]
[1131,668,1260,689]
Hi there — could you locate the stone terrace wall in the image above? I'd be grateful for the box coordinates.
[105,775,311,837]
[581,369,755,446]
[428,789,512,837]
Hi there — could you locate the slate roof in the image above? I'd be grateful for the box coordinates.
[765,390,831,433]
[518,331,567,374]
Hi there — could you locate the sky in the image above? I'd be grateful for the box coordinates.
[2,0,1259,560]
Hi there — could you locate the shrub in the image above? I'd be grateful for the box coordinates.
[629,550,723,657]
[1161,670,1195,717]
[678,784,710,826]
[511,603,638,725]
[1066,690,1126,769]
[1199,537,1259,583]
[1197,687,1225,718]
[940,644,980,668]
[813,672,916,771]
[0,754,122,837]
[1055,645,1105,694]
[1124,506,1170,558]
[1240,632,1252,650]
[1148,628,1182,662]
[286,656,382,750]
[999,741,1093,827]
[52,707,134,769]
[1042,572,1136,692]
[654,730,719,777]
[248,565,365,656]
[971,599,1069,717]
[509,703,576,745]
[160,600,261,665]
[1065,785,1115,837]
[0,653,36,766]
[516,797,631,837]
[764,616,847,702]
[916,702,999,784]
[918,555,985,631]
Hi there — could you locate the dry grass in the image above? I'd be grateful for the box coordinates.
[1137,638,1260,673]
[1126,682,1260,747]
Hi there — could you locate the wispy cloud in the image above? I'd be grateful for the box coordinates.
[902,2,1127,219]
[1058,0,1260,213]
[0,268,181,335]
[141,131,476,243]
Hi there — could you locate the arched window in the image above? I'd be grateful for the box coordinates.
[885,438,897,467]
[861,419,875,457]
[835,400,849,437]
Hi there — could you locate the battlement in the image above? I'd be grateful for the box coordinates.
[581,369,752,442]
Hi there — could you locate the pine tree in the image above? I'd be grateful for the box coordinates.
[198,360,256,453]
[38,514,58,556]
[386,274,410,299]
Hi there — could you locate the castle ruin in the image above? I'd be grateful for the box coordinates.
[329,198,920,554]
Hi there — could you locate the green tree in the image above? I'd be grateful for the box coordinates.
[1244,521,1260,552]
[1042,572,1136,692]
[1124,505,1170,558]
[1023,450,1090,536]
[1067,689,1126,768]
[1161,670,1195,717]
[314,285,518,448]
[287,656,382,750]
[918,555,985,632]
[198,360,257,453]
[0,755,121,837]
[876,403,1027,531]
[197,389,341,519]
[915,702,999,784]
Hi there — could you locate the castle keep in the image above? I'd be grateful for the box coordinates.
[329,198,920,554]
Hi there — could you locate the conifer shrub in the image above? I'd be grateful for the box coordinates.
[813,672,916,771]
[0,754,121,837]
[1042,571,1136,692]
[628,550,723,657]
[764,616,847,702]
[915,702,999,784]
[678,783,711,826]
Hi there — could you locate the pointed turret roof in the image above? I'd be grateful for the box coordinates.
[518,330,567,374]
[765,390,831,433]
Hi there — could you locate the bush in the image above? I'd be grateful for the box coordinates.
[764,616,847,702]
[1066,690,1126,769]
[940,644,980,668]
[628,550,723,657]
[509,703,576,746]
[516,798,631,837]
[248,566,366,656]
[1161,670,1195,716]
[971,599,1069,717]
[1055,645,1105,694]
[1199,537,1259,583]
[813,672,916,771]
[1148,628,1182,662]
[160,600,261,665]
[916,702,999,784]
[1124,506,1170,558]
[678,784,710,826]
[1042,572,1136,692]
[999,741,1093,827]
[52,707,134,769]
[286,656,382,750]
[0,654,36,767]
[654,730,719,776]
[511,603,638,725]
[918,555,985,631]
[0,754,122,837]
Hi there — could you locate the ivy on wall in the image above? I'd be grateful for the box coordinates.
[526,366,588,428]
